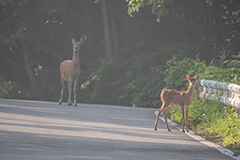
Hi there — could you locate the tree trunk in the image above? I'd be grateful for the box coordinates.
[22,38,36,89]
[108,1,119,54]
[214,0,223,26]
[200,0,206,26]
[101,0,112,58]
[85,2,95,58]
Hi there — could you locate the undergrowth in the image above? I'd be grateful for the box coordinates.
[168,53,240,149]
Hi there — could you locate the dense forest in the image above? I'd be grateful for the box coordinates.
[1,0,240,149]
[0,0,239,106]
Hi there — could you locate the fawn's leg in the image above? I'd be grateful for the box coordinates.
[154,103,165,131]
[181,105,185,132]
[162,104,174,132]
[73,80,78,106]
[59,79,65,105]
[67,80,73,105]
[184,106,189,132]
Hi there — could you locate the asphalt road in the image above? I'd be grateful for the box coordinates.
[0,99,234,160]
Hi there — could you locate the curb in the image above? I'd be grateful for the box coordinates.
[154,111,240,160]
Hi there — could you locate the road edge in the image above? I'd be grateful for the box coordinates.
[154,111,240,160]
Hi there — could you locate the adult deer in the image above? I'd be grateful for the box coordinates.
[59,38,84,106]
[154,74,200,132]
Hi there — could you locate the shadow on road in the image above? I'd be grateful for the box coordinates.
[0,99,234,160]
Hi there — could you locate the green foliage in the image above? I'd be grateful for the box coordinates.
[0,77,16,98]
[122,71,163,107]
[126,0,144,16]
[80,58,127,105]
[0,0,240,149]
[223,52,240,84]
[166,56,240,149]
[81,42,199,107]
[0,77,31,100]
[126,0,173,22]
[199,52,240,83]
[164,57,206,90]
[81,50,165,107]
[201,66,231,82]
[196,107,240,148]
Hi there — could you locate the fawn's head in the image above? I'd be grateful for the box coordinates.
[72,38,84,52]
[186,74,200,86]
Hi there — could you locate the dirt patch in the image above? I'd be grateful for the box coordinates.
[191,129,240,156]
[195,131,223,146]
[167,118,240,155]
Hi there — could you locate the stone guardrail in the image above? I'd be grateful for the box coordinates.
[199,79,240,110]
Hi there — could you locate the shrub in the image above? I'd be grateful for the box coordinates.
[0,77,16,98]
[164,56,206,90]
[166,56,240,149]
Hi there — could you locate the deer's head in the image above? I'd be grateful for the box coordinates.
[186,74,200,86]
[72,38,84,52]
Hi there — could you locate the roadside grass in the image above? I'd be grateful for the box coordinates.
[169,96,240,150]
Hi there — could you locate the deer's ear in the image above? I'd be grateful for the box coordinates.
[186,74,190,80]
[196,74,200,80]
[79,38,84,45]
[72,39,75,44]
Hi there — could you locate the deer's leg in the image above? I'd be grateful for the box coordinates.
[73,80,78,106]
[184,106,189,132]
[59,79,65,105]
[181,105,185,132]
[154,102,166,131]
[162,104,174,132]
[67,80,73,105]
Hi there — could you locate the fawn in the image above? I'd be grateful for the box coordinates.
[154,74,200,132]
[59,38,84,106]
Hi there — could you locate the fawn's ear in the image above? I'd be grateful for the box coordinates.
[186,74,190,80]
[195,74,200,80]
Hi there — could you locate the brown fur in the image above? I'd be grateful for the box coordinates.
[59,38,84,106]
[154,74,200,132]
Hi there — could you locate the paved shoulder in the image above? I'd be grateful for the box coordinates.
[0,99,234,160]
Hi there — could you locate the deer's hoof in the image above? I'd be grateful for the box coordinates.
[68,103,72,106]
[154,128,157,131]
[74,103,77,106]
[59,102,62,105]
[168,129,171,132]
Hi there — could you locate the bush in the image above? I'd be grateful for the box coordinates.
[0,77,16,98]
[166,56,240,149]
[196,107,240,148]
[164,56,206,90]
[80,58,129,105]
[0,77,28,99]
[81,48,170,107]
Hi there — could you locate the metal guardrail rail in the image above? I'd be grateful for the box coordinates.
[199,79,240,110]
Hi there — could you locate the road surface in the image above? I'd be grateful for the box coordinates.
[0,99,234,160]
